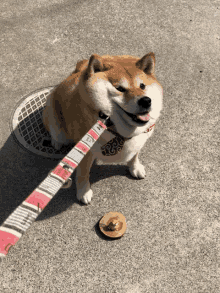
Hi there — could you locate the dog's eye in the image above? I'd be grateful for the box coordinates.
[116,86,126,92]
[140,83,145,90]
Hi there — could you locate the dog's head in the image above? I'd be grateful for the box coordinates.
[80,53,163,135]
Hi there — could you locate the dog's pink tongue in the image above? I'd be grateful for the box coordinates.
[137,113,150,121]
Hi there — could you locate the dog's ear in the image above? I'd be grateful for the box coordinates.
[136,52,155,75]
[88,54,104,74]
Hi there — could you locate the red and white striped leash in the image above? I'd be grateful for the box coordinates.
[0,112,110,259]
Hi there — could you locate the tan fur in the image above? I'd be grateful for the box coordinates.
[43,53,163,204]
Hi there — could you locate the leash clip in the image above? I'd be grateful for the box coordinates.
[99,111,112,127]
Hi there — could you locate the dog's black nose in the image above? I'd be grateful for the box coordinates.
[138,96,151,109]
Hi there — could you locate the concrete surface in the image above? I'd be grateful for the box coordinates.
[0,0,220,292]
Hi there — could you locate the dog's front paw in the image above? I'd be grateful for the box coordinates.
[129,163,146,179]
[77,189,93,204]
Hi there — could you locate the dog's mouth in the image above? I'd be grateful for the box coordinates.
[118,105,151,125]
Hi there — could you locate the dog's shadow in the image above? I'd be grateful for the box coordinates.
[0,129,134,225]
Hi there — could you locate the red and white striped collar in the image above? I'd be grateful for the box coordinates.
[106,123,155,141]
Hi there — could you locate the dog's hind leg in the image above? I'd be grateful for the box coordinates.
[43,93,71,150]
[49,123,69,150]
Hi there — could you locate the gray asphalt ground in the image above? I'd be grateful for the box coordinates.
[0,0,220,292]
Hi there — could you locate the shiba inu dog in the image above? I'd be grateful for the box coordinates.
[43,53,163,204]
